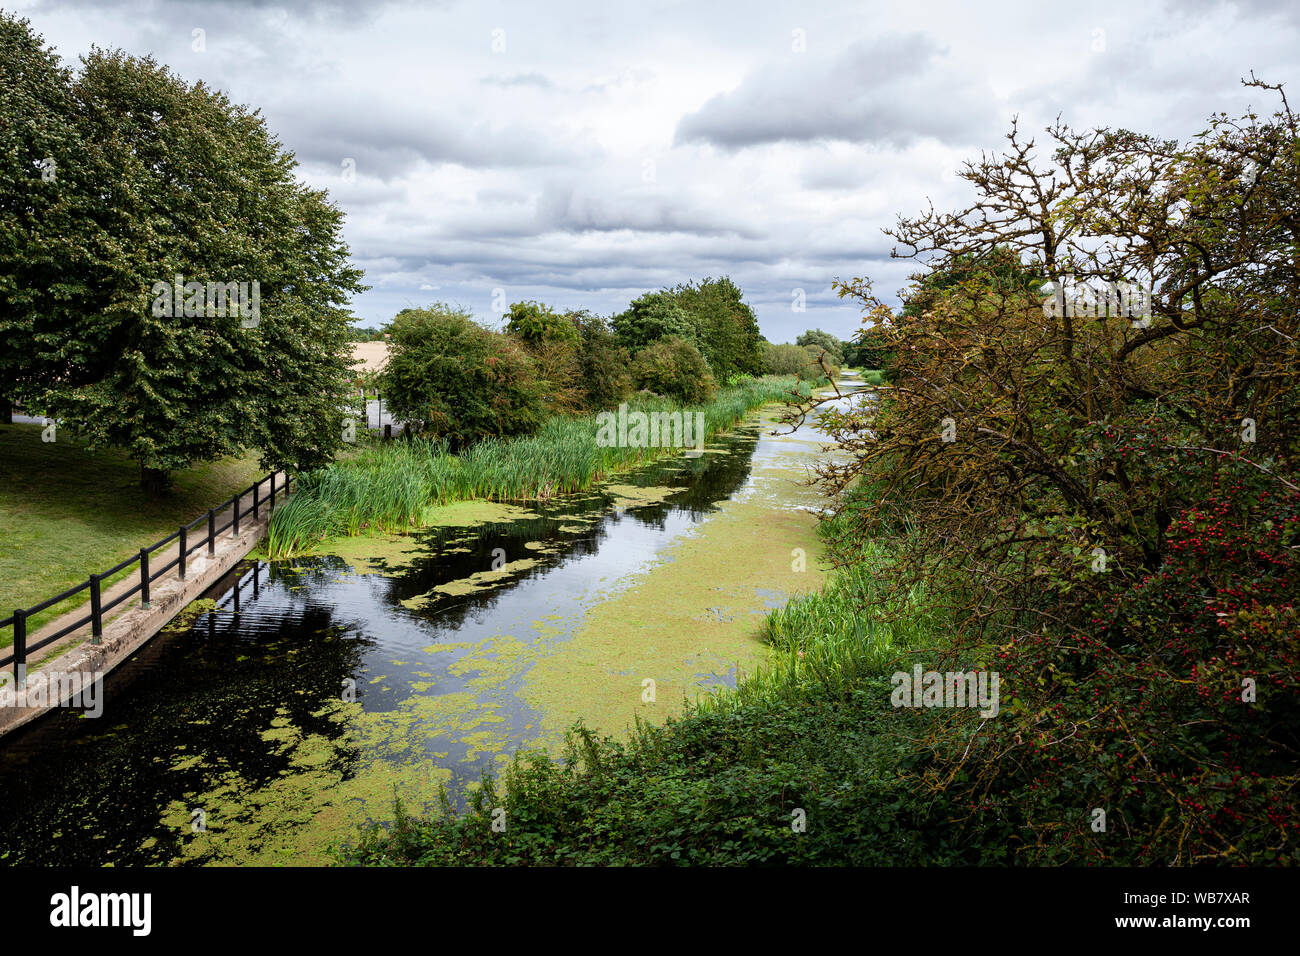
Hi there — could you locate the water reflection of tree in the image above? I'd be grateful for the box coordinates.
[353,425,763,631]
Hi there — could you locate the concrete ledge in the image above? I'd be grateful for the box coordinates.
[0,515,272,737]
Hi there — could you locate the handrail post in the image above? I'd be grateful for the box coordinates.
[253,480,260,520]
[140,548,151,609]
[269,472,276,513]
[90,574,103,644]
[208,509,216,555]
[233,492,241,536]
[13,608,26,689]
[178,526,187,580]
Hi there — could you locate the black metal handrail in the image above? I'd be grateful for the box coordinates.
[1,471,293,678]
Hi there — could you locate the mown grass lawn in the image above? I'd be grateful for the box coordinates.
[0,423,264,643]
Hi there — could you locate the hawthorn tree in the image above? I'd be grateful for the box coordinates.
[803,80,1300,863]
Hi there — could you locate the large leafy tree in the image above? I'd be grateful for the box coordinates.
[504,299,578,344]
[670,276,765,379]
[26,47,366,492]
[795,328,845,365]
[570,310,631,411]
[611,290,695,353]
[842,325,893,370]
[898,244,1042,319]
[0,13,103,424]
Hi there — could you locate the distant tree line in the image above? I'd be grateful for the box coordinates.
[380,278,776,449]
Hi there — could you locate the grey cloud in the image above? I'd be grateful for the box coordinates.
[33,0,404,21]
[1167,0,1300,27]
[268,97,590,181]
[533,184,766,238]
[20,0,1295,339]
[674,34,997,150]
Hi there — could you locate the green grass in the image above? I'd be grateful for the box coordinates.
[268,376,811,557]
[0,423,264,644]
[859,368,886,386]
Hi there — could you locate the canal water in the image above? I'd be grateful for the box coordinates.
[0,382,863,865]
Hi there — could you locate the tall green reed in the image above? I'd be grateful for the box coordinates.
[267,376,808,557]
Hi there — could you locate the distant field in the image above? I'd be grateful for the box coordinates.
[0,424,263,641]
[350,341,390,375]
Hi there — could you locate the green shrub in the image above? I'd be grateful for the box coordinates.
[505,300,579,344]
[763,343,808,376]
[762,342,835,383]
[612,278,765,381]
[611,293,695,352]
[380,305,545,450]
[801,344,840,381]
[572,311,633,411]
[843,327,893,372]
[795,328,844,366]
[630,336,716,403]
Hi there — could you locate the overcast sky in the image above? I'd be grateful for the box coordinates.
[10,0,1298,341]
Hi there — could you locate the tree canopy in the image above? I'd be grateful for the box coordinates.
[612,276,764,380]
[802,82,1300,863]
[0,14,366,491]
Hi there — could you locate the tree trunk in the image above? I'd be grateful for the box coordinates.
[140,465,171,497]
[1,393,11,425]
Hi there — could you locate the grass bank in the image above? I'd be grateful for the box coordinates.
[267,376,811,557]
[0,424,263,642]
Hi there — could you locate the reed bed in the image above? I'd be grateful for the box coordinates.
[267,376,808,557]
[694,490,939,715]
